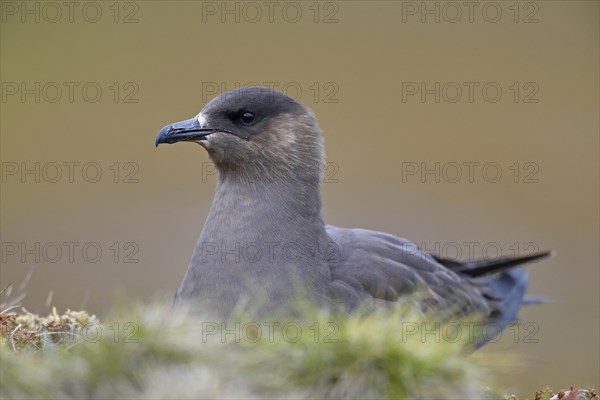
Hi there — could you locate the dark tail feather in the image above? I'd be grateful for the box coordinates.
[474,268,530,348]
[432,251,553,348]
[433,250,553,277]
[522,295,548,305]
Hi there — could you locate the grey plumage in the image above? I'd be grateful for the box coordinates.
[156,87,549,347]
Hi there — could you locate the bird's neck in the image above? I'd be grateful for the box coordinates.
[203,172,331,256]
[178,171,334,313]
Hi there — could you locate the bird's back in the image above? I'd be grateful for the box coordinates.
[325,225,547,346]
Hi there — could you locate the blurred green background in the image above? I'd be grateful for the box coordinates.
[1,0,598,396]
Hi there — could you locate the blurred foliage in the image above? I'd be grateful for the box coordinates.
[1,305,96,352]
[535,387,598,400]
[1,299,500,399]
[1,300,596,399]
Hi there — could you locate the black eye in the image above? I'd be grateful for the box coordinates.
[240,112,255,124]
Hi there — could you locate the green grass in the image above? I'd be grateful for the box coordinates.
[2,294,596,399]
[1,298,509,399]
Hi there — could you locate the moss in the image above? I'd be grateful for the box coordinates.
[2,301,595,399]
[1,300,505,399]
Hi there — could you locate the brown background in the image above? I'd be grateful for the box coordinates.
[1,1,598,395]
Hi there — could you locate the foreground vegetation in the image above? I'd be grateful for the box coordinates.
[0,299,597,399]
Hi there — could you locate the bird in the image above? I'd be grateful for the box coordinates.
[155,86,549,346]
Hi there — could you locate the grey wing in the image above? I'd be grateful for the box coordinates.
[325,225,490,317]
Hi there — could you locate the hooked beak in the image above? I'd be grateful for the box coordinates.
[155,117,217,147]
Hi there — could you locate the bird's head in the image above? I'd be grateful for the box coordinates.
[156,87,325,182]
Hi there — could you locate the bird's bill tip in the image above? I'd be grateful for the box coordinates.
[155,124,172,147]
[155,117,216,147]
